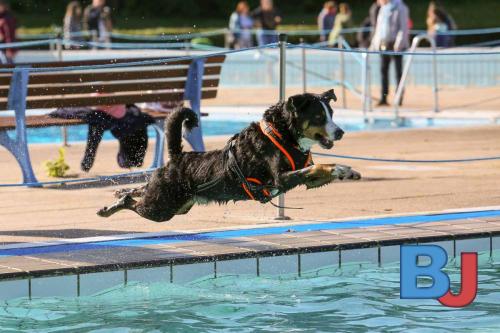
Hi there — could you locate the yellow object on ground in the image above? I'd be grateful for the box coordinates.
[44,147,70,178]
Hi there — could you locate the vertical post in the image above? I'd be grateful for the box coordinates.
[338,35,347,109]
[394,34,433,123]
[300,38,307,93]
[56,33,63,60]
[3,68,40,185]
[77,274,81,297]
[28,278,32,300]
[430,38,439,113]
[224,28,230,49]
[361,52,369,123]
[276,34,290,221]
[367,54,373,113]
[183,58,206,152]
[56,34,69,147]
[91,30,98,50]
[393,47,410,124]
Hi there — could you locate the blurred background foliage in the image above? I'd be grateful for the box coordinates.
[9,0,500,34]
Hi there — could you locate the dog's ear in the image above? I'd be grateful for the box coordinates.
[287,94,311,114]
[321,89,337,102]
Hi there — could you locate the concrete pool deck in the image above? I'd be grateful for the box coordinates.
[205,86,500,115]
[1,125,500,245]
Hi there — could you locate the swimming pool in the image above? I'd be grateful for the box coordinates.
[0,249,498,332]
[7,113,495,145]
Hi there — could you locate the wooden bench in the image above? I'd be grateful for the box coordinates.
[0,55,225,185]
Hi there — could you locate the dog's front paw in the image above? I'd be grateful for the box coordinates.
[305,177,330,189]
[332,165,362,181]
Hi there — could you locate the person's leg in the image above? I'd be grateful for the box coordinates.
[257,30,265,46]
[379,54,391,105]
[262,30,272,45]
[270,31,278,44]
[0,52,8,64]
[394,55,404,105]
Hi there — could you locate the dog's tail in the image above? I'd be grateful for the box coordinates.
[166,107,199,157]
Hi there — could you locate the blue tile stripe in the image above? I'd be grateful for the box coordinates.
[1,209,499,258]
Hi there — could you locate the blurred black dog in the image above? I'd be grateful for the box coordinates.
[50,105,154,171]
[98,90,361,222]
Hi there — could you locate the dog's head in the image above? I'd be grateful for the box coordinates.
[287,89,344,150]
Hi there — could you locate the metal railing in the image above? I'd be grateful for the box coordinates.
[17,26,500,42]
[277,34,290,220]
[393,34,439,122]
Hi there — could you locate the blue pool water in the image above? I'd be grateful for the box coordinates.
[0,252,498,332]
[7,117,494,145]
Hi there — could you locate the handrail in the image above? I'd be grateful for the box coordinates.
[393,34,439,122]
[338,36,374,114]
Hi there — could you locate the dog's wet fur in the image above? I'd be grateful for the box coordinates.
[98,90,361,222]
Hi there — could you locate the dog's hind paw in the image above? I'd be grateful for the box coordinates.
[97,207,111,218]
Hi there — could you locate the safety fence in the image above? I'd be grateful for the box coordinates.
[7,35,499,93]
[2,37,499,113]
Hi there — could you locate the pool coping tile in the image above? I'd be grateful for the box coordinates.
[0,213,499,281]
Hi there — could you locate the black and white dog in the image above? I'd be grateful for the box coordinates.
[98,89,361,222]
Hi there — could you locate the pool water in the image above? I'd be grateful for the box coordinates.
[9,116,494,145]
[1,252,498,332]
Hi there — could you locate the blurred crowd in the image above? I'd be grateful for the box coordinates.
[228,0,282,48]
[0,0,459,50]
[63,0,112,47]
[227,0,457,50]
[0,0,113,62]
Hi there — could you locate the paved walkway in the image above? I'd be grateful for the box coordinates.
[206,86,500,114]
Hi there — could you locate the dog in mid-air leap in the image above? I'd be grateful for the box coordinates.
[98,89,361,222]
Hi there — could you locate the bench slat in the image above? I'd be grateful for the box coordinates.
[0,55,226,69]
[0,110,210,130]
[0,66,222,85]
[0,116,87,129]
[0,78,220,97]
[0,90,218,109]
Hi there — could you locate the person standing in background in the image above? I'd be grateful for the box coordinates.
[426,1,457,47]
[318,1,337,43]
[83,0,112,44]
[328,3,351,46]
[357,0,380,48]
[63,1,83,49]
[228,1,254,49]
[251,0,282,46]
[0,0,16,64]
[370,0,409,106]
[369,0,381,39]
